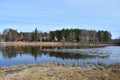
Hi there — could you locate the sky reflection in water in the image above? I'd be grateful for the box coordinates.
[0,46,120,66]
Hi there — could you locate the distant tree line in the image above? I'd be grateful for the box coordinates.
[49,29,111,43]
[112,36,120,45]
[0,28,112,43]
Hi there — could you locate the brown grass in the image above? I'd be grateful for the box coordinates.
[0,42,112,47]
[0,62,120,80]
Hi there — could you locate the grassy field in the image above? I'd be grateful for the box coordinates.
[0,62,120,80]
[0,42,112,47]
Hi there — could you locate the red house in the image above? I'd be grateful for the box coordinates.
[19,33,24,41]
[16,33,25,41]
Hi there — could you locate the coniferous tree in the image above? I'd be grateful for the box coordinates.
[103,31,111,43]
[31,28,39,41]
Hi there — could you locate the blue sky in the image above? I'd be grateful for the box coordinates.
[0,0,120,39]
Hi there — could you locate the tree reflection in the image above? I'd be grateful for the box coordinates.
[1,46,109,60]
[2,46,17,59]
[30,46,40,60]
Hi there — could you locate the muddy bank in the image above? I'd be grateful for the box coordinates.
[0,62,120,80]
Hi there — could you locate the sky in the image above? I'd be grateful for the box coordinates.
[0,0,120,39]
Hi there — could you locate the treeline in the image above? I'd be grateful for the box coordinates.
[0,28,112,43]
[50,29,111,43]
[112,37,120,46]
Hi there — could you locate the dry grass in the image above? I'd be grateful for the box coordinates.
[0,42,112,47]
[0,62,120,80]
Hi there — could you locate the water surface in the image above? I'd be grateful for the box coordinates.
[0,46,120,66]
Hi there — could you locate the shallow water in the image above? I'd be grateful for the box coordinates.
[0,46,120,66]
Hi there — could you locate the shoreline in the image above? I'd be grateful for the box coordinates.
[0,62,120,80]
[0,42,112,47]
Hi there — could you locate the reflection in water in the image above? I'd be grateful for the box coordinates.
[1,46,120,66]
[16,46,25,53]
[2,46,17,59]
[46,51,108,60]
[1,46,109,60]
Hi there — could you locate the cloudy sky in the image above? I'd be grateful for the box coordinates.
[0,0,120,39]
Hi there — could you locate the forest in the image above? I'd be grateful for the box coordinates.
[0,28,112,43]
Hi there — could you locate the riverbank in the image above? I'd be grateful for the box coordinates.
[0,62,120,80]
[0,42,112,47]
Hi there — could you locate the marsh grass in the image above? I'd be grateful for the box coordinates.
[0,62,120,80]
[0,42,112,47]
